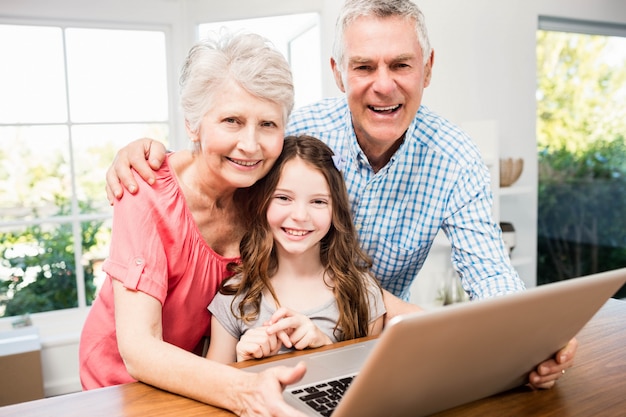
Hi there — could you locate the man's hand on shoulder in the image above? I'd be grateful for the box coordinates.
[105,138,167,204]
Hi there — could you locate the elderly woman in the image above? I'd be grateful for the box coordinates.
[79,32,308,417]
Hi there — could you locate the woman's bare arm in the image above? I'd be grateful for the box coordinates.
[112,279,308,416]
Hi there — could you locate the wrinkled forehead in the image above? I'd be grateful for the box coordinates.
[342,15,422,61]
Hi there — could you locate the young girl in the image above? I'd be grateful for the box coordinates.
[207,135,385,363]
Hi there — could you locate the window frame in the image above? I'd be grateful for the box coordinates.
[0,17,177,323]
[536,16,626,296]
[539,15,626,37]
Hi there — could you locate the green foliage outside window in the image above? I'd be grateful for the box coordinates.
[537,30,626,298]
[0,197,101,317]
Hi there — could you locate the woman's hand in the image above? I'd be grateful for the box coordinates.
[236,362,309,417]
[528,337,578,389]
[237,326,283,361]
[266,307,332,350]
[105,138,167,203]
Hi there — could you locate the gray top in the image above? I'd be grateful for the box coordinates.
[208,274,386,353]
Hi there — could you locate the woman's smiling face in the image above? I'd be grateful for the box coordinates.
[189,79,285,190]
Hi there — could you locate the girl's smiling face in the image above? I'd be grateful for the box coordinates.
[266,157,333,257]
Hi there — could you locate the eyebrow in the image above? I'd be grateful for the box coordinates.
[274,188,331,199]
[394,53,417,61]
[348,56,371,64]
[348,53,417,65]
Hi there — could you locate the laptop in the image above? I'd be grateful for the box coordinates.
[242,268,626,417]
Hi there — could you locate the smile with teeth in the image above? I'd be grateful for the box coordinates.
[283,228,310,237]
[228,157,260,167]
[369,104,401,112]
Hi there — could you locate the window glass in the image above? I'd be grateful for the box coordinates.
[0,24,170,318]
[536,24,626,299]
[82,218,112,302]
[1,222,78,316]
[0,125,71,221]
[289,23,323,109]
[0,25,67,124]
[65,28,169,123]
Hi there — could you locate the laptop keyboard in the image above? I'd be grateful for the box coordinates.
[289,375,355,416]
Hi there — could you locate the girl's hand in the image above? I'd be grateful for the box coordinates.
[266,307,332,350]
[237,326,282,361]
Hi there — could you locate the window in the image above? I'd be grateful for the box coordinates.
[536,17,626,298]
[198,12,322,109]
[0,24,170,318]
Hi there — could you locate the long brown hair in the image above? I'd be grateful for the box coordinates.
[222,135,380,340]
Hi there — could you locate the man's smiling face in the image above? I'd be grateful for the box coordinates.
[332,15,433,153]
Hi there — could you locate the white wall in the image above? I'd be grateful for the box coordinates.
[1,0,625,399]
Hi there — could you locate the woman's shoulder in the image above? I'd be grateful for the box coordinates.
[166,150,193,174]
[114,153,185,223]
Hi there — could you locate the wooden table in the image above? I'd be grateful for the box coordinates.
[2,298,624,417]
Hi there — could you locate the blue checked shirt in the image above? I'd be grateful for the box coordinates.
[286,97,525,301]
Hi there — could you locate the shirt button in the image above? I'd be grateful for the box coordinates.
[134,257,144,265]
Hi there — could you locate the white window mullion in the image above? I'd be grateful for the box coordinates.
[61,26,87,309]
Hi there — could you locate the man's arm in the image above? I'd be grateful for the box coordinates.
[445,159,525,299]
[105,138,168,203]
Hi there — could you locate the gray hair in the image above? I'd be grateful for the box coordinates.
[180,31,294,135]
[332,0,432,67]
